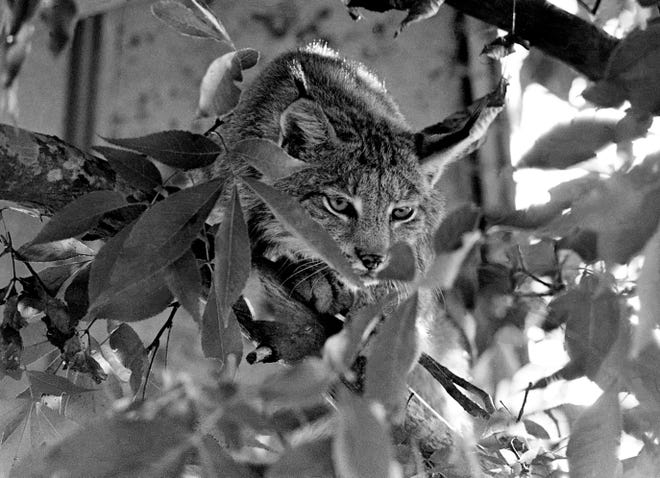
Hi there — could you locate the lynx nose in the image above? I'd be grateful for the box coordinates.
[355,249,385,271]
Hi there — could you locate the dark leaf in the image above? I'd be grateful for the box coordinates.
[334,390,399,478]
[164,250,203,322]
[102,323,147,393]
[63,265,90,321]
[432,203,480,253]
[258,358,335,406]
[26,370,94,398]
[365,293,419,415]
[425,231,481,288]
[395,0,445,36]
[39,0,78,55]
[103,131,223,170]
[200,289,243,367]
[376,242,416,282]
[30,191,128,245]
[567,391,622,478]
[151,0,232,44]
[198,435,259,478]
[214,186,251,327]
[243,177,362,287]
[94,146,162,192]
[231,138,309,181]
[17,237,94,262]
[267,438,335,478]
[1,22,33,88]
[198,49,260,118]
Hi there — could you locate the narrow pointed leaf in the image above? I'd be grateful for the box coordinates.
[31,191,128,244]
[17,237,95,262]
[243,177,362,287]
[94,146,162,191]
[190,0,233,46]
[165,249,203,322]
[26,371,94,398]
[214,186,250,327]
[151,0,231,43]
[231,138,309,181]
[201,290,243,366]
[567,391,622,478]
[103,131,223,170]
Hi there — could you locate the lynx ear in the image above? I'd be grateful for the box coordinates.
[279,98,336,158]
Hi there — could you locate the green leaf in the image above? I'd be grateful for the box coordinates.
[30,191,128,244]
[333,390,400,478]
[242,177,362,287]
[231,138,309,181]
[17,237,94,262]
[26,370,94,398]
[376,242,416,282]
[364,293,419,414]
[214,186,250,327]
[109,179,224,290]
[198,49,259,118]
[198,435,260,478]
[102,323,147,393]
[165,249,203,322]
[94,146,162,192]
[267,438,335,478]
[103,130,223,170]
[201,288,243,366]
[567,390,622,478]
[63,264,90,321]
[633,226,660,357]
[151,0,232,43]
[258,358,335,406]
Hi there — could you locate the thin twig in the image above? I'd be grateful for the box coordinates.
[516,382,532,422]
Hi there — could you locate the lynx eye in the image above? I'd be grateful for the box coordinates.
[391,206,415,221]
[323,195,352,215]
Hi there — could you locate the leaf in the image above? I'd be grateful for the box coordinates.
[518,117,617,169]
[432,203,480,253]
[395,0,445,37]
[164,249,203,322]
[267,438,335,478]
[109,179,224,290]
[230,138,309,181]
[31,404,79,448]
[567,390,622,478]
[93,146,162,192]
[39,0,78,55]
[425,231,481,289]
[198,435,260,478]
[214,186,251,327]
[63,264,90,321]
[189,0,233,46]
[258,358,335,406]
[333,390,401,478]
[633,226,660,357]
[11,414,195,477]
[103,131,223,170]
[26,370,94,398]
[30,191,128,244]
[200,289,243,366]
[243,177,362,287]
[151,0,232,43]
[102,323,147,393]
[88,223,172,322]
[365,293,419,415]
[376,243,416,281]
[17,237,94,262]
[198,48,260,118]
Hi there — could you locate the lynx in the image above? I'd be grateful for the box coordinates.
[207,43,488,413]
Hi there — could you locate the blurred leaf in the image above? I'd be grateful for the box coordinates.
[17,237,94,262]
[623,449,660,478]
[11,413,195,477]
[164,250,203,322]
[394,0,444,36]
[633,226,660,357]
[267,437,334,478]
[30,191,128,245]
[200,288,243,366]
[365,293,419,414]
[1,23,34,88]
[231,138,308,181]
[102,323,147,393]
[103,131,222,170]
[426,231,481,288]
[26,370,94,398]
[376,242,416,281]
[520,48,579,101]
[39,0,78,55]
[243,177,362,287]
[151,0,232,44]
[259,358,334,406]
[198,435,259,478]
[518,117,617,169]
[94,146,162,192]
[198,48,259,118]
[567,391,622,478]
[214,186,250,327]
[333,390,400,478]
[0,398,30,444]
[432,203,480,253]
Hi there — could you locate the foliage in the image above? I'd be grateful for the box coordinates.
[0,0,660,477]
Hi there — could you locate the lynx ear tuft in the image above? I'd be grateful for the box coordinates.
[279,98,335,158]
